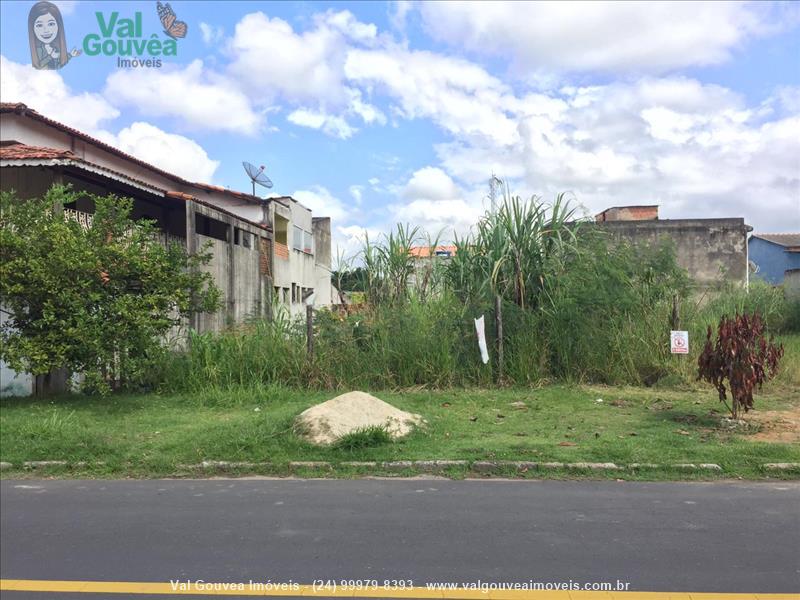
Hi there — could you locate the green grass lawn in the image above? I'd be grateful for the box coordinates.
[1,380,798,480]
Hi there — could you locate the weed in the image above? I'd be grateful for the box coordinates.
[333,426,392,451]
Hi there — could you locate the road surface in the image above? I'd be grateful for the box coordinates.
[1,479,798,598]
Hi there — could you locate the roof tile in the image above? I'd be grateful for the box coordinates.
[752,233,800,248]
[0,143,75,160]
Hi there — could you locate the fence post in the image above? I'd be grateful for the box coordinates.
[495,294,503,383]
[306,304,314,358]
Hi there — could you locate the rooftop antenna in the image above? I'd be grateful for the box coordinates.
[242,161,273,197]
[243,161,273,224]
[488,172,503,213]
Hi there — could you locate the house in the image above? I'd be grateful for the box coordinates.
[748,234,800,285]
[0,102,332,394]
[409,245,458,259]
[220,192,333,316]
[595,205,752,289]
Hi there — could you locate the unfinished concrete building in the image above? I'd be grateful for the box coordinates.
[595,205,752,289]
[0,102,332,394]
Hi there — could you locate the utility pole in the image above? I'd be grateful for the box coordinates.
[488,173,503,213]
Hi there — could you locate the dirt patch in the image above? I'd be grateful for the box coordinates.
[295,391,425,446]
[747,405,800,443]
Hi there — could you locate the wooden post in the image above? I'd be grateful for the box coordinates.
[306,304,314,358]
[495,294,503,384]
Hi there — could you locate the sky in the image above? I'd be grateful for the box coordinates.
[1,0,799,257]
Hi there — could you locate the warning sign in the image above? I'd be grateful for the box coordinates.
[670,330,689,354]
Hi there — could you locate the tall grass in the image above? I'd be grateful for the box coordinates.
[155,193,798,394]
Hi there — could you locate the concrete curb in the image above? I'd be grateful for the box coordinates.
[0,459,739,474]
[762,463,800,471]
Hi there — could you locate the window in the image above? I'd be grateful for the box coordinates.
[234,227,252,249]
[274,215,288,245]
[303,230,313,254]
[195,213,228,242]
[293,226,303,251]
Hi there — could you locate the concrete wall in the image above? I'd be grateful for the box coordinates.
[0,308,33,397]
[749,237,800,285]
[187,201,272,333]
[313,217,333,306]
[598,218,751,289]
[784,269,800,300]
[1,110,284,395]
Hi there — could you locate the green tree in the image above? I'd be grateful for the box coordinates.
[0,185,220,393]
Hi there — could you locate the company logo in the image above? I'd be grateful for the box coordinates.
[156,2,187,40]
[81,2,188,68]
[28,1,81,70]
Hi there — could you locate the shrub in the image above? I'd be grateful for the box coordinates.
[697,313,784,418]
[0,186,220,394]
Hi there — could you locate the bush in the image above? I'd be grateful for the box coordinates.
[0,186,220,394]
[697,313,784,418]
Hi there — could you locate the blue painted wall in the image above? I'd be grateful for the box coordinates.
[748,237,800,284]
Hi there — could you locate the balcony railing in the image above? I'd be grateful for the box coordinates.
[64,208,93,231]
[63,209,184,248]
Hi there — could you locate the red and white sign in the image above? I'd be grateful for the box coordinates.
[670,330,689,354]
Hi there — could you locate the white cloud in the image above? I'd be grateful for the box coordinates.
[349,185,364,205]
[0,57,220,184]
[345,46,518,145]
[286,89,384,138]
[403,166,460,201]
[390,166,482,236]
[347,88,386,125]
[226,11,367,107]
[0,55,119,132]
[104,60,262,135]
[419,1,790,74]
[224,10,385,138]
[507,79,800,229]
[199,22,225,45]
[287,108,356,139]
[96,122,219,183]
[292,185,349,223]
[317,9,378,43]
[373,72,799,232]
[333,224,382,261]
[389,1,414,32]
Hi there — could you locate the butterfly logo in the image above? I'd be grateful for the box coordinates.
[156,2,187,40]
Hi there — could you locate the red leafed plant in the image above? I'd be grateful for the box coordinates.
[697,312,784,419]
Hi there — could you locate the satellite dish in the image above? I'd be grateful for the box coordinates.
[242,161,273,197]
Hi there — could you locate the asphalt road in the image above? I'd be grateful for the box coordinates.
[1,478,798,598]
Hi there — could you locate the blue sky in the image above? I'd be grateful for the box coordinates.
[1,0,799,255]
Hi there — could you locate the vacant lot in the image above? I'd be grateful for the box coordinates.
[1,380,797,480]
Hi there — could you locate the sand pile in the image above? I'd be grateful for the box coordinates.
[296,391,424,445]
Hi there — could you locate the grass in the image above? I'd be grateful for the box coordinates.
[333,426,392,451]
[1,375,798,480]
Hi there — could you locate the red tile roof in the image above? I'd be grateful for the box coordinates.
[1,142,165,193]
[409,245,457,258]
[0,102,265,205]
[0,143,76,161]
[0,142,271,232]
